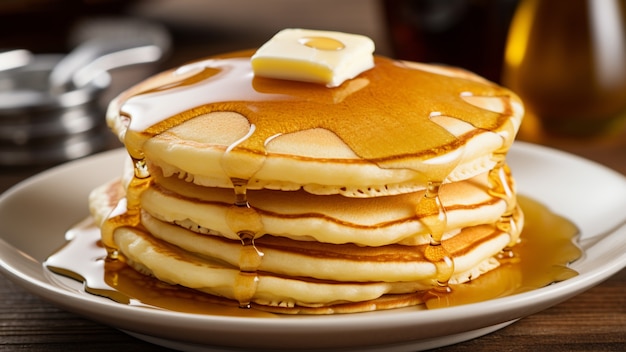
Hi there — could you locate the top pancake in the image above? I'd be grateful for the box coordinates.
[107,52,523,197]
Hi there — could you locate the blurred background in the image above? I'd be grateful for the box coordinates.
[0,0,625,171]
[1,3,624,350]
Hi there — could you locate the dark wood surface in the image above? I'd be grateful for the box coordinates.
[1,4,625,349]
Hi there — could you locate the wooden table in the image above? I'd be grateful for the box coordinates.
[1,15,625,352]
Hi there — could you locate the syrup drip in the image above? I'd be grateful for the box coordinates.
[488,122,522,249]
[222,128,266,307]
[416,181,455,286]
[44,195,581,314]
[101,157,152,255]
[225,181,265,308]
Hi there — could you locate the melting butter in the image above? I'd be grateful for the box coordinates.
[251,28,374,87]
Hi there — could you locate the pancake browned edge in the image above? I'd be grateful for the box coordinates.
[92,29,525,314]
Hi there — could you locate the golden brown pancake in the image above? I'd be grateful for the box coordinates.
[141,167,509,247]
[106,56,522,196]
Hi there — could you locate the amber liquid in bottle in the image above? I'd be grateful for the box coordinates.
[503,0,626,137]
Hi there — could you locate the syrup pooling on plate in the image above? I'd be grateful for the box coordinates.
[102,50,521,307]
[45,195,581,314]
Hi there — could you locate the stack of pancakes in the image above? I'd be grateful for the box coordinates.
[89,31,524,314]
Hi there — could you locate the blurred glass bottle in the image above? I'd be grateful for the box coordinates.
[502,0,626,138]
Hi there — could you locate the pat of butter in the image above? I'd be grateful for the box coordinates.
[251,28,375,87]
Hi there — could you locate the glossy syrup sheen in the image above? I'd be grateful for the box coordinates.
[119,53,514,164]
[45,195,581,315]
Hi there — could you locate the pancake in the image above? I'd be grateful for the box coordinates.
[92,29,525,314]
[107,58,522,197]
[142,167,509,247]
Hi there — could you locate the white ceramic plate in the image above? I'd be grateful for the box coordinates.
[1,141,625,352]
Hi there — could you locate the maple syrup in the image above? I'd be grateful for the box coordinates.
[45,195,580,314]
[416,181,454,285]
[118,54,513,162]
